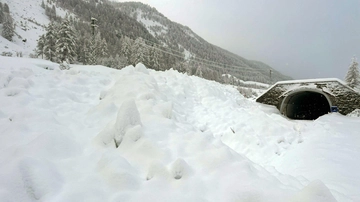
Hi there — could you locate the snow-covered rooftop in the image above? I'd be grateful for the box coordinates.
[275,78,346,85]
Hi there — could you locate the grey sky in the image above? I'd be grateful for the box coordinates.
[116,0,360,79]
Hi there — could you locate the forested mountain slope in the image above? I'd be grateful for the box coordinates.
[113,2,292,83]
[0,0,291,84]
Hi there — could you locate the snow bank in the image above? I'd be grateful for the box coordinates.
[2,57,359,201]
[347,109,360,117]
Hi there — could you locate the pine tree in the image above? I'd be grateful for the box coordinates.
[130,37,148,66]
[0,3,4,24]
[114,54,127,69]
[150,46,161,70]
[50,5,56,21]
[3,3,9,13]
[85,39,97,65]
[101,54,127,69]
[121,36,133,65]
[36,34,46,58]
[56,17,77,63]
[75,34,87,64]
[93,33,109,62]
[345,57,360,89]
[45,5,56,21]
[43,22,58,62]
[2,13,14,41]
[41,0,45,9]
[97,38,109,59]
[195,65,203,77]
[45,6,50,18]
[79,42,88,64]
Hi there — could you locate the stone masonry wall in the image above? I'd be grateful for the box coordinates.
[256,80,360,115]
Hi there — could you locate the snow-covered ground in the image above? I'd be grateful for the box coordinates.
[1,56,359,202]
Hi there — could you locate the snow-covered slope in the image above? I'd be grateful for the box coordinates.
[0,0,71,56]
[0,0,48,56]
[112,1,292,83]
[1,56,359,201]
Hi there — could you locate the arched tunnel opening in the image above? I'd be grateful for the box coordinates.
[282,91,330,120]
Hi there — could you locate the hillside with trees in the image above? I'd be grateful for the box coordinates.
[8,0,291,85]
[112,1,292,83]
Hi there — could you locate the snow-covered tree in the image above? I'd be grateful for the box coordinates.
[1,13,14,41]
[121,36,133,64]
[51,5,56,20]
[85,39,97,65]
[36,34,46,58]
[75,34,88,64]
[45,5,57,21]
[43,22,58,62]
[3,3,9,13]
[98,38,109,58]
[113,54,128,69]
[345,57,360,89]
[56,17,77,63]
[131,37,148,66]
[149,46,162,70]
[93,33,109,62]
[195,65,203,77]
[99,54,127,69]
[0,3,4,23]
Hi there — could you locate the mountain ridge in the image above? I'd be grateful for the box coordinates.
[111,1,292,82]
[0,0,291,83]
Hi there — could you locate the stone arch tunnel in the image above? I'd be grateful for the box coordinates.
[256,79,360,120]
[280,91,331,120]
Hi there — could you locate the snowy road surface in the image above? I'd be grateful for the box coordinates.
[0,56,359,201]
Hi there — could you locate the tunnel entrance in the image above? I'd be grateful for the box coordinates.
[282,91,330,120]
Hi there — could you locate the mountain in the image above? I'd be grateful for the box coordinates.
[0,0,291,84]
[111,1,292,83]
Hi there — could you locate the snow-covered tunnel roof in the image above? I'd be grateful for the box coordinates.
[256,78,360,116]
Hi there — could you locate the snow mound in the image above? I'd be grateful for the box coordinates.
[2,57,359,201]
[347,108,360,117]
[19,158,64,200]
[95,98,142,147]
[290,180,337,202]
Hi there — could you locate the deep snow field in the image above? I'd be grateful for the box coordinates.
[1,56,360,202]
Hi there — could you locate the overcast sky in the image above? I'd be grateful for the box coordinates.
[115,0,360,79]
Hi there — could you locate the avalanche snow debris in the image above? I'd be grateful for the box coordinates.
[1,57,360,201]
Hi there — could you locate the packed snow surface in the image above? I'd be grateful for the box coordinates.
[1,56,360,202]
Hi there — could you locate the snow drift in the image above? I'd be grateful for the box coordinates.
[1,57,359,201]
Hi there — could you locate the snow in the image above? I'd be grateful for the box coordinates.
[242,80,270,88]
[182,47,192,61]
[347,109,360,117]
[136,9,168,37]
[0,0,76,57]
[275,78,346,85]
[184,27,201,42]
[0,0,48,56]
[259,77,357,101]
[1,56,360,201]
[274,78,353,92]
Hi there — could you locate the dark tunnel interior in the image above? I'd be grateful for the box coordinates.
[285,91,330,120]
